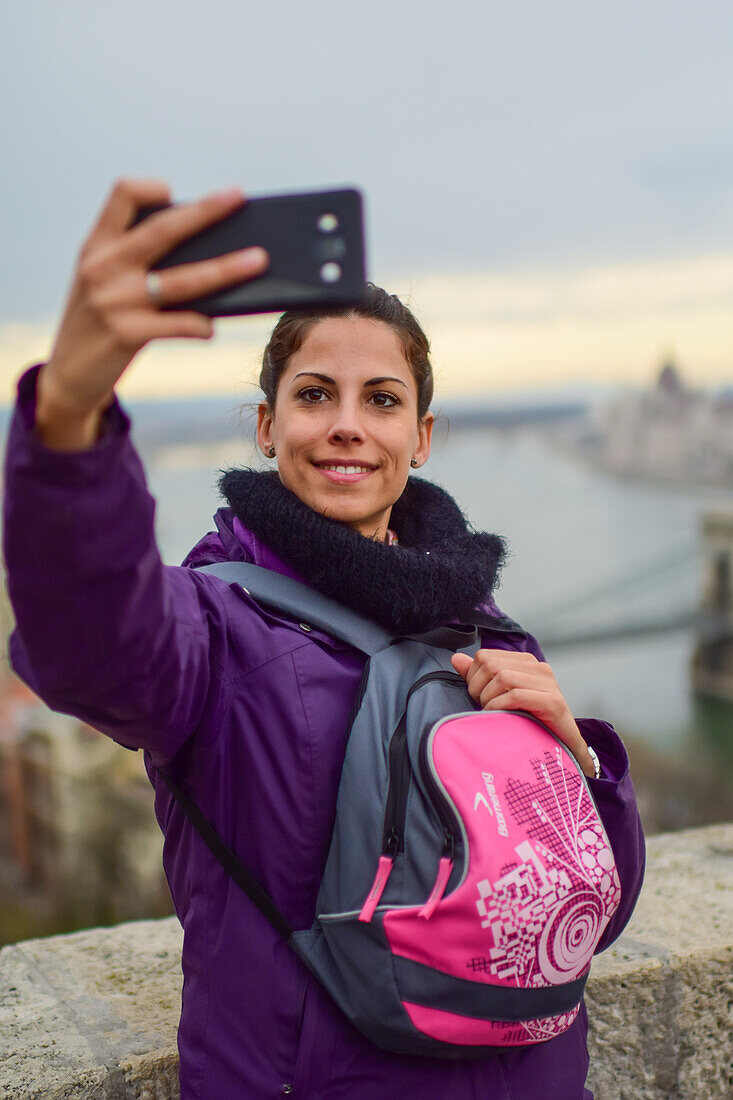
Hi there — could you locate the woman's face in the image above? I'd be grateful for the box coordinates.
[257,316,434,539]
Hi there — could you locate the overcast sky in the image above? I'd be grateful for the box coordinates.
[2,0,733,399]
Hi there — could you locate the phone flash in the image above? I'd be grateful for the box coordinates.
[320,263,342,283]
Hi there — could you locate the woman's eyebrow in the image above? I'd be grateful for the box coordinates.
[293,372,336,385]
[293,371,408,389]
[367,376,409,389]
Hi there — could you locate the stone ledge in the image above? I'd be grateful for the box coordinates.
[584,823,733,1099]
[0,918,182,1099]
[1,823,731,1099]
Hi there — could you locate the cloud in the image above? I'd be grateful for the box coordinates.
[3,252,733,404]
[0,317,275,405]
[388,254,733,393]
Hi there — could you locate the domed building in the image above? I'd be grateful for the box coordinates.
[582,358,733,487]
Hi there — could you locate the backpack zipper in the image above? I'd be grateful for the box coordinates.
[381,671,467,857]
[358,713,410,922]
[381,712,410,856]
[415,673,470,846]
[359,669,471,923]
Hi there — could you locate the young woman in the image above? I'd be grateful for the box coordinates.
[3,180,645,1099]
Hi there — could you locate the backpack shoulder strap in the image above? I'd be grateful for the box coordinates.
[466,610,528,637]
[195,560,393,656]
[197,561,526,651]
[158,769,293,942]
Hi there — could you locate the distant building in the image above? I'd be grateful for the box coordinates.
[571,360,733,487]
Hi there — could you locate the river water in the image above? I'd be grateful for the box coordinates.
[145,423,733,831]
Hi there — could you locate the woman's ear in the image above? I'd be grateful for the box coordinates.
[256,402,274,454]
[413,411,434,468]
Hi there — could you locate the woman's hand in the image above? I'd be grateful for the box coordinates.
[35,178,269,450]
[450,649,597,778]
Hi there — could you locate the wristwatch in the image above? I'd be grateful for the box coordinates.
[586,744,602,780]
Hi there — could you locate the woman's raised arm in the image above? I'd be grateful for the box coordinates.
[4,179,269,765]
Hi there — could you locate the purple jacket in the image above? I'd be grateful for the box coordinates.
[4,366,645,1100]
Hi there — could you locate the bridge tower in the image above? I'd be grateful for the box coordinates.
[691,511,733,701]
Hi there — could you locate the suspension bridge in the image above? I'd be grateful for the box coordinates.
[523,544,728,651]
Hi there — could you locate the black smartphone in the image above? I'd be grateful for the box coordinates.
[133,187,368,316]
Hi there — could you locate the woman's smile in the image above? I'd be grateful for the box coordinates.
[313,459,378,483]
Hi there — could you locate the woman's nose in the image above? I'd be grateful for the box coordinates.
[326,404,365,444]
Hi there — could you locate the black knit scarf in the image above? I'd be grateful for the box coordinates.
[218,469,506,634]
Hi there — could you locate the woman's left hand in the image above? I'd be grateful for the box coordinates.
[450,649,597,778]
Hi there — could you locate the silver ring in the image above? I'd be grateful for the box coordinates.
[586,744,602,780]
[146,271,164,307]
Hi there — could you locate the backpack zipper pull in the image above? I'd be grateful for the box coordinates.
[358,853,395,923]
[418,832,455,920]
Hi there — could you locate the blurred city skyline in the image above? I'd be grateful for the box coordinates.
[3,0,733,400]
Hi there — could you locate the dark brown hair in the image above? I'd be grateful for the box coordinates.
[259,282,434,419]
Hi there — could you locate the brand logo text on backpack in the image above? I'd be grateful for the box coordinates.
[473,771,509,837]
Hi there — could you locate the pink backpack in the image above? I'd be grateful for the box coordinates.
[370,704,621,1047]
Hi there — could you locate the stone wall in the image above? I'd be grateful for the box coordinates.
[1,823,731,1099]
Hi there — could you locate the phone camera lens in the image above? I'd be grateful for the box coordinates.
[318,212,339,233]
[315,236,346,262]
[320,262,342,283]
